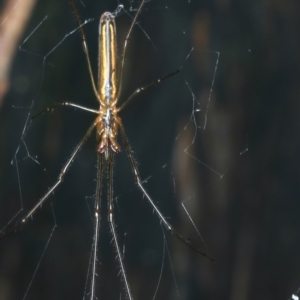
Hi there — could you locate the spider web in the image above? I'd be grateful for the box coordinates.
[0,0,267,299]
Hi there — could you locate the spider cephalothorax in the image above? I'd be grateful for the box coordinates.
[96,105,121,153]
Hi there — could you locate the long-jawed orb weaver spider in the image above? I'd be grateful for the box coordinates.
[1,0,213,298]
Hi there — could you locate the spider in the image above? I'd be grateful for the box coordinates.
[1,0,213,298]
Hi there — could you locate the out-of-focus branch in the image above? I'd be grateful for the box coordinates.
[0,0,36,107]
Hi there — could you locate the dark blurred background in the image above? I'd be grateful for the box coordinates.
[0,0,300,299]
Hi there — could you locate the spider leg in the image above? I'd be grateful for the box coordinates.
[118,69,180,112]
[70,0,100,102]
[119,123,214,262]
[118,0,146,99]
[0,120,97,241]
[31,102,99,120]
[90,154,103,300]
[107,150,133,300]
